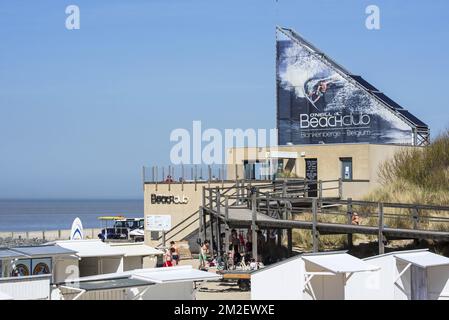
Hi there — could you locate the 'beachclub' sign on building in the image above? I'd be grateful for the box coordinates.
[276,27,428,146]
[151,194,189,204]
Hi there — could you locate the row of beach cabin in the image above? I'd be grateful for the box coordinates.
[251,249,449,300]
[2,240,449,300]
[0,240,219,300]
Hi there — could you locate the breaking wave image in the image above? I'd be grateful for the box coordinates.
[276,29,414,145]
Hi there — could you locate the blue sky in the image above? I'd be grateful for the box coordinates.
[0,0,448,199]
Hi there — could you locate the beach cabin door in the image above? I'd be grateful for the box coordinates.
[411,265,428,300]
[305,159,318,197]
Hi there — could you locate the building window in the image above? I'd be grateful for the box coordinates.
[150,231,159,240]
[340,158,353,181]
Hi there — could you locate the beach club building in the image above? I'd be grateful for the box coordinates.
[142,26,429,247]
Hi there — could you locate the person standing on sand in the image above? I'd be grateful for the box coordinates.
[163,248,174,267]
[198,240,210,270]
[170,241,180,265]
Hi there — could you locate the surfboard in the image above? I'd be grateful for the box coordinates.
[70,217,84,240]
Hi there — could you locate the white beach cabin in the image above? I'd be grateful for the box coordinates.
[55,240,164,277]
[109,242,163,270]
[345,249,449,300]
[0,245,77,299]
[55,239,126,277]
[53,265,221,300]
[251,251,379,300]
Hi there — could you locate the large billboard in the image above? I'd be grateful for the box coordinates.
[276,28,416,145]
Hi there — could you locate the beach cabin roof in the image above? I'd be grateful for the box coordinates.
[11,245,77,258]
[60,265,221,284]
[302,252,380,273]
[66,277,154,292]
[394,251,449,268]
[109,243,163,257]
[132,266,221,283]
[0,291,14,300]
[0,248,28,259]
[55,240,125,258]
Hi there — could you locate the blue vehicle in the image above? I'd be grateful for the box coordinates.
[97,216,144,241]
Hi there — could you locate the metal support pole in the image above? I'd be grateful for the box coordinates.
[221,163,225,187]
[282,179,287,197]
[201,186,207,243]
[225,196,230,258]
[199,206,203,243]
[216,187,222,259]
[181,164,184,191]
[312,198,319,252]
[412,207,419,230]
[236,180,240,205]
[155,166,158,191]
[208,165,211,186]
[208,187,214,257]
[318,180,323,199]
[142,166,145,191]
[338,178,343,199]
[210,208,215,258]
[251,190,258,261]
[287,229,292,257]
[413,207,419,245]
[378,202,385,255]
[347,198,353,248]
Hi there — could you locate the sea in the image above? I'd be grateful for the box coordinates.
[0,199,143,232]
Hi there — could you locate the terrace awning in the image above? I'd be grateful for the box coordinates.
[395,251,449,268]
[302,252,380,274]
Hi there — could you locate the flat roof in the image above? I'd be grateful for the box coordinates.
[55,240,125,258]
[12,245,77,257]
[394,251,449,268]
[66,277,154,292]
[302,252,380,273]
[109,243,163,257]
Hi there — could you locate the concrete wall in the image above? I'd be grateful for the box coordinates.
[0,228,102,241]
[144,181,235,246]
[123,256,143,271]
[228,143,420,200]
